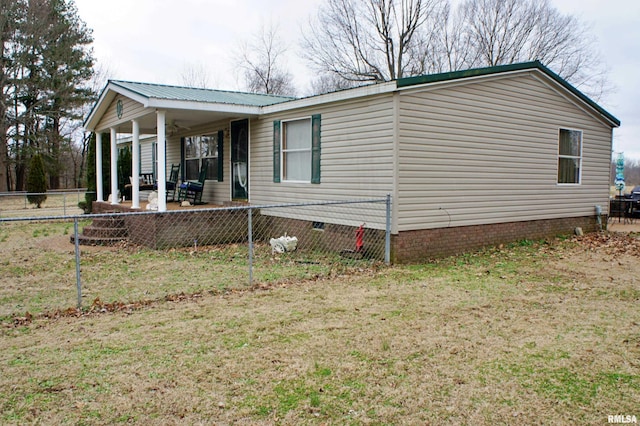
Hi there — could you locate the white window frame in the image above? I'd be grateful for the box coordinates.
[557,128,583,185]
[281,117,312,183]
[184,134,219,181]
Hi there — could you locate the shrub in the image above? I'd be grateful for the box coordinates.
[81,132,111,213]
[27,154,47,208]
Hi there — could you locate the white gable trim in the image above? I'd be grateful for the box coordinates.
[261,81,397,114]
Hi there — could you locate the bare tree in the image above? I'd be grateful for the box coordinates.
[235,22,296,96]
[180,61,213,89]
[419,1,480,74]
[302,0,446,85]
[308,72,362,96]
[455,0,609,100]
[71,61,114,188]
[305,0,609,100]
[0,0,22,192]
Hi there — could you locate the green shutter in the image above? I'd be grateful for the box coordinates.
[152,142,157,179]
[217,130,224,182]
[273,120,281,183]
[180,138,185,181]
[311,114,321,184]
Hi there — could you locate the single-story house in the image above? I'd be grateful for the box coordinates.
[84,61,620,262]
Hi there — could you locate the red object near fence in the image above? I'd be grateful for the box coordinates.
[355,223,365,253]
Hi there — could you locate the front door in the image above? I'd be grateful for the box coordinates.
[231,119,249,200]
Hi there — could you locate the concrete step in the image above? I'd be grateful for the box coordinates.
[90,216,125,228]
[73,213,129,246]
[81,225,128,238]
[70,234,127,246]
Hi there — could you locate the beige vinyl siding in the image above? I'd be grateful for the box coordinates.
[95,95,146,131]
[164,137,181,177]
[397,73,613,231]
[139,138,155,175]
[250,94,395,229]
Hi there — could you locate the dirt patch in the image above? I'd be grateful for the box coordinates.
[37,234,122,253]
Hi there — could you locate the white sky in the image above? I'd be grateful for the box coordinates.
[74,0,640,159]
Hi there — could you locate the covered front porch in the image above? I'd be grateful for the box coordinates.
[87,199,252,250]
[84,80,294,212]
[93,199,224,213]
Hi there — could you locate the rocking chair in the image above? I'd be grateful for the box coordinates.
[166,164,180,202]
[178,163,208,205]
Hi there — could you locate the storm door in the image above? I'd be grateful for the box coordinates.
[231,119,249,200]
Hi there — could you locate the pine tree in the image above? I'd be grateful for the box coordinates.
[2,0,94,191]
[79,132,110,213]
[26,153,47,207]
[117,146,132,195]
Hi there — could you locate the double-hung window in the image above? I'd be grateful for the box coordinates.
[184,133,222,181]
[273,115,321,183]
[557,128,582,184]
[282,118,312,182]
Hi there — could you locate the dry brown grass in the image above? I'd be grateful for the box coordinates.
[0,192,84,218]
[1,233,639,424]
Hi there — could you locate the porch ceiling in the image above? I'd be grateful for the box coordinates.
[114,109,244,134]
[85,79,294,134]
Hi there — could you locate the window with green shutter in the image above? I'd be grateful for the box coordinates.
[273,121,281,183]
[273,115,321,184]
[311,114,321,184]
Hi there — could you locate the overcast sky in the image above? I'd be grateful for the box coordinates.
[74,0,639,159]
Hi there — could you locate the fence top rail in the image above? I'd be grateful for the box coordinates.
[0,189,89,197]
[0,197,391,223]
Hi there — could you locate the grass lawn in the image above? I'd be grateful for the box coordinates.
[1,232,639,424]
[0,192,84,218]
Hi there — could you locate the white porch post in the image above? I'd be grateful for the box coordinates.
[156,110,167,212]
[95,132,104,202]
[131,119,141,209]
[110,127,118,204]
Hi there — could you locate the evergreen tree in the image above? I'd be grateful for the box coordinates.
[40,0,94,189]
[26,152,46,207]
[117,145,131,195]
[1,0,94,191]
[80,131,109,213]
[0,0,23,192]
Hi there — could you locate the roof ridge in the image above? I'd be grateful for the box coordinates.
[109,80,295,100]
[396,61,619,127]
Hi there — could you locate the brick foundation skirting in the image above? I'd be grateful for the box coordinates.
[92,201,248,249]
[257,213,386,261]
[91,202,385,254]
[92,202,598,263]
[393,216,598,263]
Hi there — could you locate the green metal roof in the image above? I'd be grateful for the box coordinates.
[110,80,295,107]
[397,61,620,127]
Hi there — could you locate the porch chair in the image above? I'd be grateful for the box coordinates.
[178,162,208,205]
[166,163,180,202]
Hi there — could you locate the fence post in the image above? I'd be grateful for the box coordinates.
[63,192,67,216]
[385,194,391,264]
[248,207,253,285]
[74,218,82,309]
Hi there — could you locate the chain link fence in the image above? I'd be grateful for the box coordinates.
[0,197,390,321]
[0,190,87,218]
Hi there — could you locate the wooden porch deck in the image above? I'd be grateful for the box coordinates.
[96,200,224,213]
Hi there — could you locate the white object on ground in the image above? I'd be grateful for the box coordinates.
[146,191,158,210]
[270,234,298,253]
